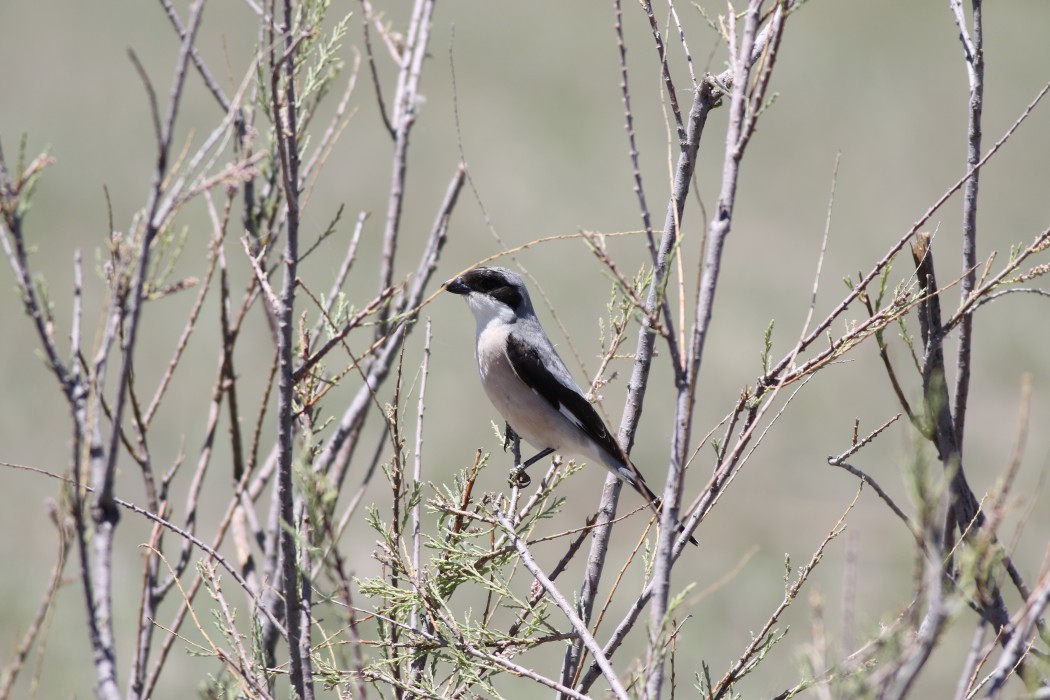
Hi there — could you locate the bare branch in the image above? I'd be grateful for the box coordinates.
[376,0,437,334]
[494,510,631,700]
[949,0,984,447]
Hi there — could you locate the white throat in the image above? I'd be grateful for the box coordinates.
[467,293,517,339]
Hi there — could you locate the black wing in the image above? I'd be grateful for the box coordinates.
[507,332,699,546]
[505,333,628,465]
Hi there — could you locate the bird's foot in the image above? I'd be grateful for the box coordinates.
[508,466,532,489]
[507,447,556,489]
[503,423,518,452]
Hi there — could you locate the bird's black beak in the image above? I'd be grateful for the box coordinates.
[446,276,471,295]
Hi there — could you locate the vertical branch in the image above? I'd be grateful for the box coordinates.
[104,0,205,503]
[640,0,684,141]
[407,320,431,685]
[79,4,209,698]
[557,1,678,682]
[0,167,119,700]
[0,148,70,397]
[376,0,436,335]
[567,5,790,695]
[313,164,462,493]
[271,0,311,697]
[687,0,778,390]
[559,0,712,684]
[910,233,1014,646]
[645,3,770,698]
[411,321,431,600]
[614,0,657,261]
[881,459,950,700]
[949,0,984,447]
[80,268,125,700]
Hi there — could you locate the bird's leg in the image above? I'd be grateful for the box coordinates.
[509,447,555,489]
[522,447,555,469]
[504,418,557,488]
[505,424,530,488]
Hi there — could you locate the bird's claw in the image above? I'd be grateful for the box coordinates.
[508,466,531,489]
[503,423,517,452]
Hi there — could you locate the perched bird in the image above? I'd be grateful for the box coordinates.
[446,266,697,545]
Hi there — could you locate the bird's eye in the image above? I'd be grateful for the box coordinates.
[471,270,505,292]
[465,268,523,311]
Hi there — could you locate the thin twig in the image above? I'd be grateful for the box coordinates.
[158,0,232,112]
[765,76,1050,387]
[0,501,70,700]
[359,0,395,137]
[614,0,657,261]
[640,0,684,140]
[375,0,436,335]
[829,460,918,546]
[407,319,432,685]
[143,223,222,425]
[712,488,860,699]
[315,209,368,335]
[953,621,987,700]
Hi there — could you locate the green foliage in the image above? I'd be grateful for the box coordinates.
[145,224,191,299]
[760,319,775,375]
[294,1,352,124]
[350,452,598,697]
[5,137,50,220]
[3,1,1048,698]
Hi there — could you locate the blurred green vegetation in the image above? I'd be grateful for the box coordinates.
[1,1,1049,697]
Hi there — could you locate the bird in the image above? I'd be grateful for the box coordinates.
[446,265,697,546]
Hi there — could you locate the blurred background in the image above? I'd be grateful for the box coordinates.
[2,0,1049,697]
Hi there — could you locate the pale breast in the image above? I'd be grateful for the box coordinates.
[475,325,570,453]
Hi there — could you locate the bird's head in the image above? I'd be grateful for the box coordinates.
[446,266,535,327]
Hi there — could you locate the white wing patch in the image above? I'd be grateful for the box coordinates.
[555,402,586,432]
